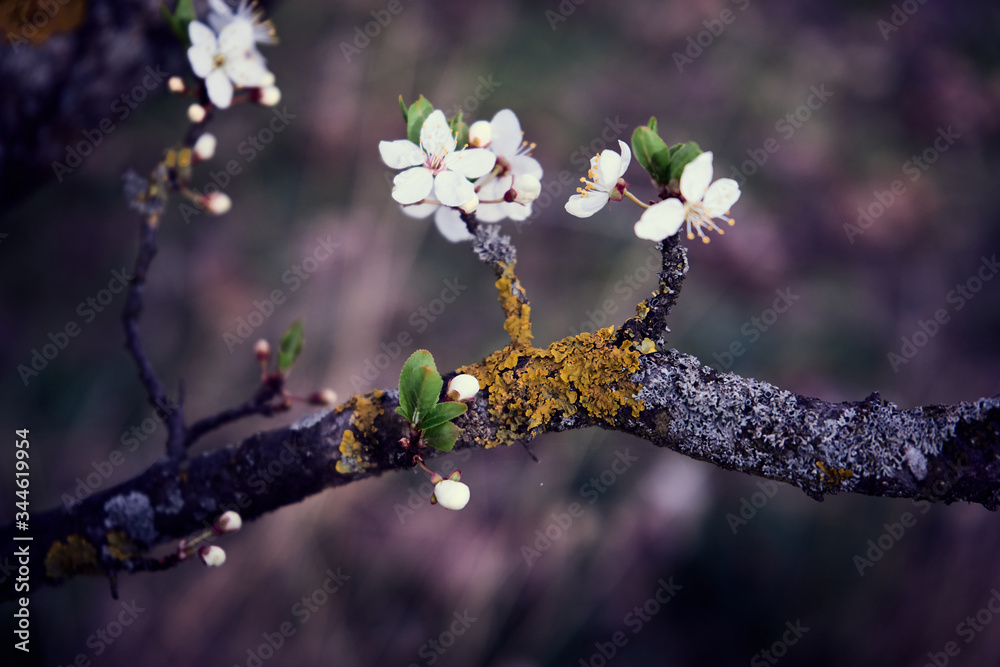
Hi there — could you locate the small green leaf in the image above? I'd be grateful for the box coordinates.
[399,95,408,122]
[424,421,461,452]
[160,0,195,45]
[647,116,658,133]
[416,366,444,426]
[278,320,305,373]
[395,406,410,421]
[631,118,672,185]
[418,401,467,431]
[449,112,468,150]
[406,96,434,145]
[667,142,702,184]
[398,349,437,422]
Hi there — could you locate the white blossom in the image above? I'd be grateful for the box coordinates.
[565,140,631,218]
[433,479,470,510]
[187,19,273,109]
[633,152,741,243]
[474,109,543,223]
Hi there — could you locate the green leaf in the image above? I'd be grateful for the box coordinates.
[278,320,305,373]
[424,421,461,452]
[418,401,467,431]
[449,112,469,150]
[415,366,444,426]
[667,142,703,184]
[399,95,408,122]
[631,118,672,185]
[406,96,434,145]
[160,0,195,45]
[398,349,438,423]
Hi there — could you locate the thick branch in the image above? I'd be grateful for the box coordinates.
[4,354,999,601]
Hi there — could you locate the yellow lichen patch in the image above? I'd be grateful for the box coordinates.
[0,0,86,46]
[105,531,138,561]
[496,262,533,348]
[45,534,99,579]
[635,301,651,319]
[335,390,385,474]
[815,461,854,488]
[460,326,645,448]
[637,338,657,354]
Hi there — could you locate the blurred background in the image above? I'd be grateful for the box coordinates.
[3,0,1000,665]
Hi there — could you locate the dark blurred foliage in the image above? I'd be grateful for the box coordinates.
[2,0,1000,665]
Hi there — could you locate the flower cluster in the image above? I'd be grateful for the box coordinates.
[380,105,543,242]
[186,0,279,109]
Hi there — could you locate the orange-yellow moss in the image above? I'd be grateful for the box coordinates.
[335,390,384,474]
[45,534,99,579]
[105,531,138,561]
[815,461,855,488]
[496,262,533,348]
[460,326,646,448]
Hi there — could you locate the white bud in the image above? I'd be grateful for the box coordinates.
[261,71,277,87]
[187,103,207,124]
[468,120,492,147]
[447,374,480,402]
[259,85,281,107]
[193,133,217,161]
[168,76,186,94]
[433,479,470,510]
[215,511,242,533]
[311,389,338,406]
[254,339,271,361]
[458,195,479,214]
[512,174,541,204]
[204,192,232,215]
[199,545,227,566]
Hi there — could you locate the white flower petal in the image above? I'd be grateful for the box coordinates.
[224,53,270,87]
[447,374,480,400]
[510,155,543,180]
[218,19,255,55]
[475,202,506,223]
[187,44,216,78]
[702,178,741,217]
[503,201,531,221]
[434,170,476,207]
[565,191,610,218]
[434,207,474,242]
[188,20,217,49]
[401,201,439,219]
[615,140,632,177]
[419,110,456,155]
[489,109,522,157]
[680,151,714,203]
[468,120,492,147]
[392,167,434,204]
[205,69,234,108]
[634,199,686,241]
[379,140,425,169]
[593,148,622,191]
[443,148,496,179]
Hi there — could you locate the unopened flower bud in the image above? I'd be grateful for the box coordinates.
[510,174,541,204]
[447,374,480,402]
[459,195,479,215]
[261,71,276,87]
[259,85,281,107]
[187,103,207,124]
[254,339,271,361]
[310,389,338,406]
[204,192,232,215]
[193,133,217,161]
[199,545,227,566]
[214,511,242,534]
[432,479,470,510]
[468,120,492,147]
[168,76,186,94]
